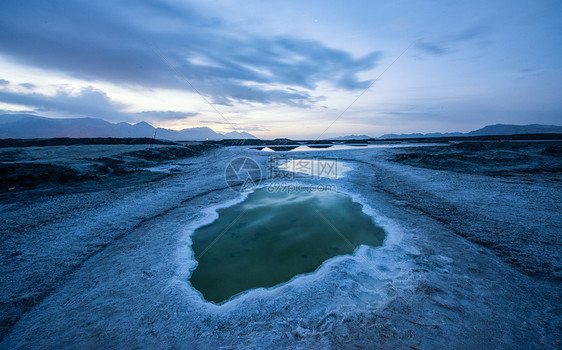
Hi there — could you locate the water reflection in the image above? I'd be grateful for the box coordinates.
[189,188,385,303]
[277,158,351,179]
[258,143,446,152]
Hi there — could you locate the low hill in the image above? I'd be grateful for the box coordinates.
[378,124,562,139]
[0,114,257,141]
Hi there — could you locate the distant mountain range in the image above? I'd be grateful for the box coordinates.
[378,124,562,139]
[0,114,257,140]
[1,114,560,141]
[328,134,372,140]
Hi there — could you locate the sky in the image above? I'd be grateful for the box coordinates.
[0,0,561,139]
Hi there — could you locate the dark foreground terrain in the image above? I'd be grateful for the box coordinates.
[0,138,217,199]
[392,140,562,178]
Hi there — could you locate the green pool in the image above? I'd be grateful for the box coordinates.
[190,187,385,303]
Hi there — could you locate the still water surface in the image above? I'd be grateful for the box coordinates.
[190,187,385,303]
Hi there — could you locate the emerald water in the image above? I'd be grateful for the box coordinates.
[189,187,385,303]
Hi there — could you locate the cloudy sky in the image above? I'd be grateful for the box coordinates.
[0,0,561,138]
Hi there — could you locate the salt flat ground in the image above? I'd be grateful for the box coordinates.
[1,143,560,349]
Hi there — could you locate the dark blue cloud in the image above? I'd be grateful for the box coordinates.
[0,86,132,120]
[0,85,200,122]
[452,25,490,42]
[415,25,491,56]
[415,41,450,55]
[19,83,36,89]
[0,79,9,86]
[0,0,381,107]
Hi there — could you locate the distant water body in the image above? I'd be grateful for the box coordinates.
[259,143,446,152]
